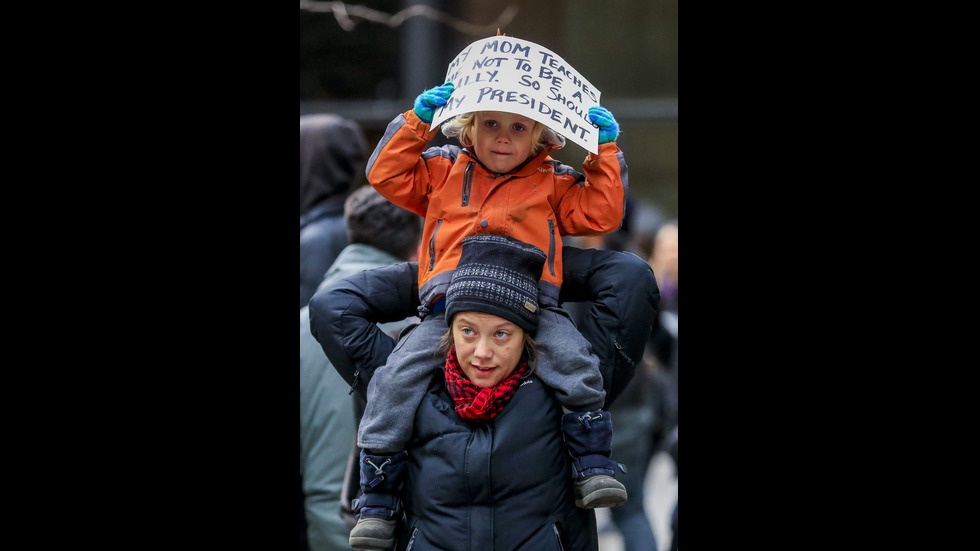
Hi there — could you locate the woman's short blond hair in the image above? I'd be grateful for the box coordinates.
[441,112,565,155]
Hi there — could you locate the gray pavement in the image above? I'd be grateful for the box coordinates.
[596,451,677,551]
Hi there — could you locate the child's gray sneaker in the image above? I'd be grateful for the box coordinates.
[561,410,628,508]
[349,517,398,549]
[573,474,628,508]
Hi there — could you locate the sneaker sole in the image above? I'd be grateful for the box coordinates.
[349,535,395,549]
[575,487,628,508]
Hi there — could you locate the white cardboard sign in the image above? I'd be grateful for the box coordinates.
[430,36,602,154]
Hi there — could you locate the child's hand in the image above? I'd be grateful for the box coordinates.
[413,82,455,123]
[588,106,620,144]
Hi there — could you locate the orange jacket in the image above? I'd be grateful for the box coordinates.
[366,109,627,309]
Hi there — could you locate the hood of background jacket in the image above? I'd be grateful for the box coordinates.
[300,113,368,216]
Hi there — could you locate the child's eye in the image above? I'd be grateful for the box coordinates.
[485,120,498,128]
[513,124,526,132]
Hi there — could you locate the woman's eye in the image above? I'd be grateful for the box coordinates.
[461,327,474,336]
[495,330,509,339]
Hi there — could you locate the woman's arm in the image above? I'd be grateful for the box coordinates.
[308,262,421,397]
[309,248,658,407]
[560,246,660,408]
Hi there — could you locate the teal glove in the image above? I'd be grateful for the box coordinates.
[588,106,620,144]
[413,82,455,123]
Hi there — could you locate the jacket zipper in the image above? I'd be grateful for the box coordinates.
[428,219,442,271]
[553,524,566,551]
[406,527,419,551]
[461,162,474,206]
[547,220,556,276]
[613,339,635,367]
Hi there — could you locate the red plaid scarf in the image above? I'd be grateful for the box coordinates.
[443,346,530,420]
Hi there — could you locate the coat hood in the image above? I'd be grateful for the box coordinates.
[300,114,368,216]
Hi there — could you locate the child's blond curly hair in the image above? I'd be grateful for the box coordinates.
[442,112,565,155]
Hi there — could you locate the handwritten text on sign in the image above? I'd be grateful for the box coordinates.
[429,37,603,154]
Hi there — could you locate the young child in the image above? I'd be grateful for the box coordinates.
[350,80,629,549]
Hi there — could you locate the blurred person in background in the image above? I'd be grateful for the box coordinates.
[647,221,677,376]
[627,199,666,260]
[300,113,369,309]
[646,220,678,551]
[565,200,672,551]
[300,185,423,550]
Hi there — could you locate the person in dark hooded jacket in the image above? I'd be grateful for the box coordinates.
[308,246,659,551]
[300,113,369,309]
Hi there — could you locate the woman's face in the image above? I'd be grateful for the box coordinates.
[470,111,537,174]
[451,311,526,388]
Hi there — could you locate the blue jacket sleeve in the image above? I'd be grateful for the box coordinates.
[560,247,660,408]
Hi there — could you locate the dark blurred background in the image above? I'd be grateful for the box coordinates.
[300,0,677,218]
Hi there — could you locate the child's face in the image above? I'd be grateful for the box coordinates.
[471,111,538,174]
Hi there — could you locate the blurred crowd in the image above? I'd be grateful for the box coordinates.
[300,113,677,551]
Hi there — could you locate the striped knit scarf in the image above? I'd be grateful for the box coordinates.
[443,346,530,421]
